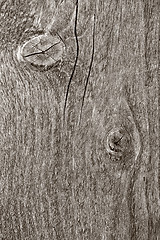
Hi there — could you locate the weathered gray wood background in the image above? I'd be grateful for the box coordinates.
[0,0,159,239]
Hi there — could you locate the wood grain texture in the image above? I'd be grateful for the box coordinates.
[0,0,159,239]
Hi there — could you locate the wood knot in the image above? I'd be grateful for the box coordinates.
[106,127,131,161]
[17,33,65,71]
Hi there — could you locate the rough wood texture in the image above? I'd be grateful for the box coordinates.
[0,0,159,239]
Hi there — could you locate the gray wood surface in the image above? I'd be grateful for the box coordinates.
[0,0,159,239]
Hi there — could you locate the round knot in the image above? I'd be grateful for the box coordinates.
[106,127,131,160]
[17,33,65,71]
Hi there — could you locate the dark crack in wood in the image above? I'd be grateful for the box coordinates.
[79,13,96,125]
[63,0,79,124]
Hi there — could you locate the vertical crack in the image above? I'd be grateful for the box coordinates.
[63,0,79,124]
[79,13,96,124]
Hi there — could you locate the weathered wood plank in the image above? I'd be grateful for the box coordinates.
[0,0,159,239]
